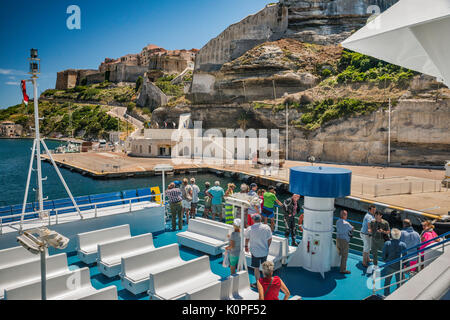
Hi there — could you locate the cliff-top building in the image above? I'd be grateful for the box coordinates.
[56,44,198,90]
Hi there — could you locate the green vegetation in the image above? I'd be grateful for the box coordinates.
[41,82,135,104]
[155,75,184,98]
[291,98,388,131]
[135,76,144,92]
[334,50,415,87]
[0,101,129,139]
[252,102,274,110]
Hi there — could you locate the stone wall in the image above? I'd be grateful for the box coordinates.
[194,4,288,72]
[55,69,99,89]
[136,76,168,109]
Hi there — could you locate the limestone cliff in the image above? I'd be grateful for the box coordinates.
[190,0,399,102]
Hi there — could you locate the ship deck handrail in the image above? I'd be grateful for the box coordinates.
[0,192,163,232]
[370,237,449,297]
[398,231,450,254]
[380,234,449,270]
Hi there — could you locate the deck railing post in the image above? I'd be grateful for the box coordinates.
[275,207,279,232]
[372,269,377,296]
[55,210,58,225]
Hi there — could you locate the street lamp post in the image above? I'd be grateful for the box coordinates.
[388,98,391,165]
[283,92,289,161]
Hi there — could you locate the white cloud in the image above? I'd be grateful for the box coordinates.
[5,81,19,85]
[0,68,27,76]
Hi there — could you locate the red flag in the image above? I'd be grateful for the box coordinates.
[21,80,29,106]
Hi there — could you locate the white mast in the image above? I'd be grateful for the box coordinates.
[20,49,82,232]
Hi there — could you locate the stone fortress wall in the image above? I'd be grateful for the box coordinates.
[56,45,198,90]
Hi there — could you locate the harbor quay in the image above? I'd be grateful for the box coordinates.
[42,151,450,221]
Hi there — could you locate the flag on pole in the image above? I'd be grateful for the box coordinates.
[21,80,29,106]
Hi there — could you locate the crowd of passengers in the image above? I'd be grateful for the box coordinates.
[165,179,444,299]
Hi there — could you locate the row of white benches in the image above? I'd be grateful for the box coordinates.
[76,223,297,300]
[0,246,117,300]
[1,221,299,300]
[177,217,296,270]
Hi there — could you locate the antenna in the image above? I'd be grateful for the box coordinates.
[20,49,83,232]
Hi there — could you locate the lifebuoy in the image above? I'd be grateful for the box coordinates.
[298,214,304,232]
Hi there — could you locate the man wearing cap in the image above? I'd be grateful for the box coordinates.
[247,183,260,227]
[248,183,258,196]
[369,211,390,267]
[225,218,242,275]
[382,228,407,296]
[245,214,272,288]
[283,194,301,246]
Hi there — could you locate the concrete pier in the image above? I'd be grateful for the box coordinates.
[42,152,449,221]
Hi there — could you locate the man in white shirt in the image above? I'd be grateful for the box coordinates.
[244,214,272,288]
[189,178,200,220]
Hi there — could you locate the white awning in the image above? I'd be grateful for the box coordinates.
[341,0,450,87]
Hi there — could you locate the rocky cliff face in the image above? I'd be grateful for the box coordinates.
[152,98,450,166]
[190,0,399,102]
[283,0,399,44]
[190,39,341,104]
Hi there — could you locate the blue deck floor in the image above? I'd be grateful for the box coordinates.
[66,223,374,300]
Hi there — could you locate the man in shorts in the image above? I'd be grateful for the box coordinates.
[206,181,225,222]
[180,178,193,223]
[245,214,272,288]
[189,178,200,220]
[262,186,283,231]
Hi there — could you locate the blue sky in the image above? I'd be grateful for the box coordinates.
[0,0,269,109]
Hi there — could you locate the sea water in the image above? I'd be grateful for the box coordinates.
[0,139,366,227]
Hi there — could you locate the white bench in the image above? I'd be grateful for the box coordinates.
[177,219,231,255]
[245,238,284,270]
[148,255,221,300]
[195,217,233,230]
[229,270,259,300]
[198,218,293,264]
[76,224,131,264]
[184,280,222,300]
[97,233,154,277]
[0,246,47,269]
[0,253,69,299]
[4,267,117,300]
[121,244,184,295]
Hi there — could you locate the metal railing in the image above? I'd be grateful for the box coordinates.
[370,231,449,297]
[0,193,163,234]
